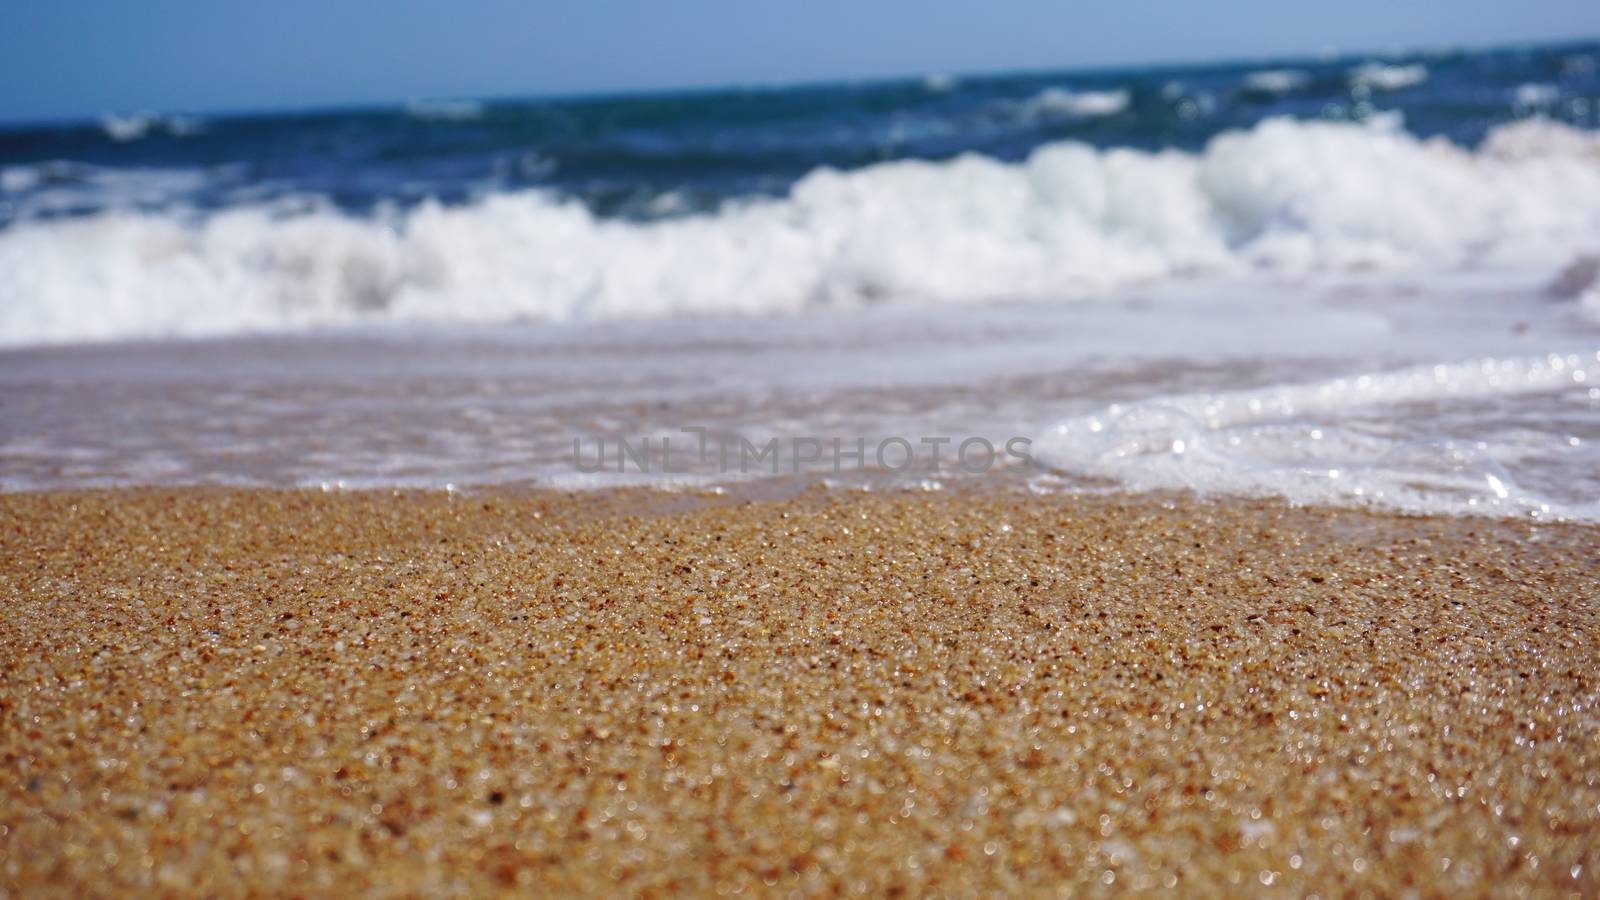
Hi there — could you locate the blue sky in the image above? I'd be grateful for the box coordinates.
[1,0,1595,123]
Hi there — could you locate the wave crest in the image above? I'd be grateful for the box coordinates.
[3,117,1600,345]
[1011,87,1132,119]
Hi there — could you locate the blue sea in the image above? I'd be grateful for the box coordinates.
[1,40,1598,517]
[2,41,1597,224]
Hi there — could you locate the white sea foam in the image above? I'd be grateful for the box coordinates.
[1349,62,1429,92]
[1480,116,1600,160]
[0,166,43,194]
[1013,87,1132,119]
[1582,281,1600,323]
[1033,352,1600,520]
[3,117,1600,346]
[101,113,155,142]
[1512,83,1561,113]
[1242,69,1310,95]
[0,162,215,221]
[100,113,206,142]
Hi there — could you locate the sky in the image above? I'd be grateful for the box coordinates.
[1,0,1596,124]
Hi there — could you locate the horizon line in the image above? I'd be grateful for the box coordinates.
[1,32,1595,133]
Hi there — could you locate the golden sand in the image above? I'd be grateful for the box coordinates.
[2,487,1597,896]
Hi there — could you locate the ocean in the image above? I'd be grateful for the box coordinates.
[2,40,1599,517]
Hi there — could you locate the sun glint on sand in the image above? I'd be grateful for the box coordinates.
[2,488,1597,894]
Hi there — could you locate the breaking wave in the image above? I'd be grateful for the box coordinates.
[1348,63,1429,92]
[1009,87,1132,119]
[3,116,1600,346]
[1242,69,1310,96]
[100,113,206,142]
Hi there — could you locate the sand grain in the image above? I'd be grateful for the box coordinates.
[2,488,1597,895]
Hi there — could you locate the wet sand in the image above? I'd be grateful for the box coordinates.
[2,487,1597,895]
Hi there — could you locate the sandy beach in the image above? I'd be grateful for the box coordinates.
[5,8,1599,898]
[2,486,1596,895]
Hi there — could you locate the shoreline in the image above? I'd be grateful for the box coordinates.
[3,486,1597,893]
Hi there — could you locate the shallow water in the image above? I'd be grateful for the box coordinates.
[3,266,1596,519]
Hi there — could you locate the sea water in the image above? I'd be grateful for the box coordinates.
[1,41,1598,518]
